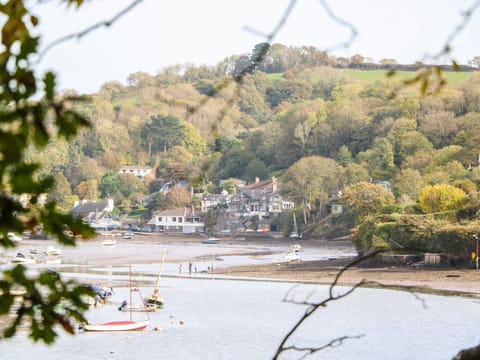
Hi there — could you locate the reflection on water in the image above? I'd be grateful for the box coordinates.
[1,275,479,360]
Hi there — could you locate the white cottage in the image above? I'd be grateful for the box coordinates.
[147,207,204,234]
[118,166,153,180]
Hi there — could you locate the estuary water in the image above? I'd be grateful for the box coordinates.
[1,274,479,360]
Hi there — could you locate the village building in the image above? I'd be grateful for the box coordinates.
[200,190,230,213]
[118,165,153,180]
[147,207,204,234]
[200,176,293,232]
[331,204,344,215]
[72,199,120,230]
[372,180,392,192]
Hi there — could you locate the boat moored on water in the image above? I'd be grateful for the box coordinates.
[143,248,166,310]
[81,266,149,331]
[81,320,149,332]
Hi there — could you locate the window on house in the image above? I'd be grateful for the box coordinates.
[172,217,176,222]
[178,218,183,223]
[158,216,162,222]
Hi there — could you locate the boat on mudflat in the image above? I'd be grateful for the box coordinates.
[202,237,219,244]
[10,253,36,264]
[101,238,116,246]
[45,246,62,256]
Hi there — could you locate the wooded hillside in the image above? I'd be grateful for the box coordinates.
[33,44,480,256]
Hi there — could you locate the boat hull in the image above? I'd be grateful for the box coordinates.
[101,240,116,246]
[144,297,164,309]
[83,320,149,332]
[121,306,156,313]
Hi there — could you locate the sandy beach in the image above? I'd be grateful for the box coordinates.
[5,233,480,298]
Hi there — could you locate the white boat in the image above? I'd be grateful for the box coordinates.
[202,237,219,244]
[10,253,36,264]
[290,244,303,252]
[123,232,133,240]
[289,213,301,240]
[284,250,301,262]
[82,319,150,332]
[274,245,302,263]
[100,232,117,246]
[101,238,116,246]
[118,300,156,313]
[45,246,62,256]
[8,232,23,244]
[143,248,166,310]
[46,258,62,264]
[82,266,149,332]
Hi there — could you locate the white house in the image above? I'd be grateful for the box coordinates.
[118,166,153,180]
[147,207,204,234]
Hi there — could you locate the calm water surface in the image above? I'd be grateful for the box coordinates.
[1,273,479,360]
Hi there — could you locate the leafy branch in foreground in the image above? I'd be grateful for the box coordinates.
[0,0,96,343]
[0,266,94,343]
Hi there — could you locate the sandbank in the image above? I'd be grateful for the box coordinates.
[4,233,480,298]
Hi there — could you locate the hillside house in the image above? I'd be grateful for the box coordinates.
[232,176,286,218]
[331,204,344,215]
[118,166,153,180]
[72,199,120,230]
[200,190,230,213]
[147,207,204,234]
[201,177,293,231]
[372,180,392,192]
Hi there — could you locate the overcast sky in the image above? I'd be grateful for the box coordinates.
[34,0,479,94]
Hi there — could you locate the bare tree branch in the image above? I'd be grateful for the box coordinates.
[282,335,365,360]
[427,0,480,62]
[243,0,298,41]
[272,250,429,359]
[37,0,144,63]
[317,0,358,52]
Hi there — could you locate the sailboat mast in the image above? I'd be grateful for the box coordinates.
[153,248,167,293]
[129,265,132,322]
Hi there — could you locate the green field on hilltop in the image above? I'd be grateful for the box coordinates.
[267,73,284,83]
[341,69,476,84]
[267,68,477,85]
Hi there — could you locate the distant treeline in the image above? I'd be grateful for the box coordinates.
[347,62,477,72]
